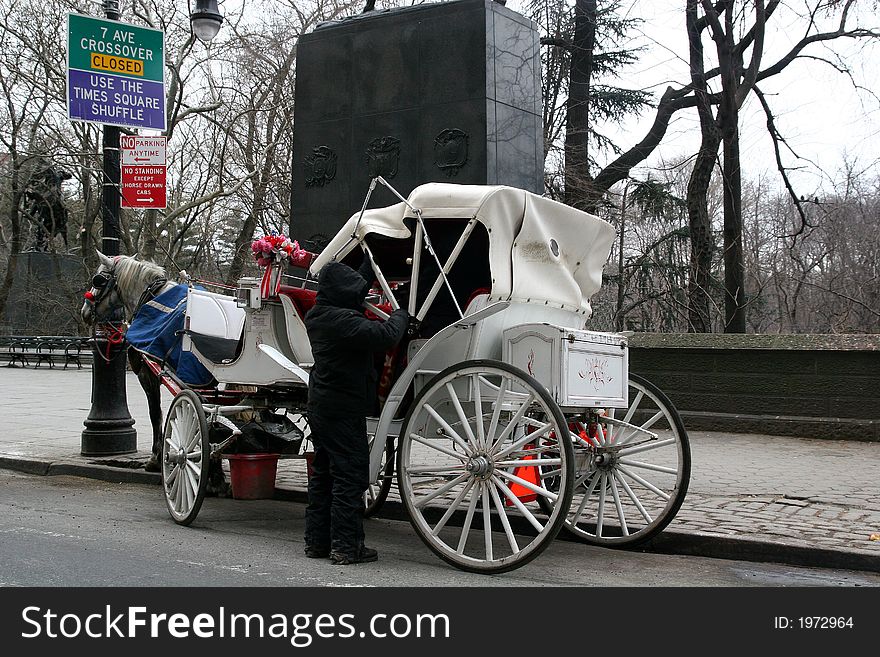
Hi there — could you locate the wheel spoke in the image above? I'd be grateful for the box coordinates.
[616,464,671,501]
[489,392,535,454]
[471,374,486,449]
[167,464,180,499]
[495,468,558,501]
[424,403,473,455]
[446,382,478,446]
[494,458,562,467]
[181,405,195,449]
[185,458,202,478]
[407,464,467,474]
[494,420,554,460]
[617,458,678,475]
[596,472,607,537]
[431,479,476,536]
[614,470,653,524]
[456,483,481,554]
[569,472,598,524]
[609,472,629,536]
[182,465,195,510]
[621,390,643,425]
[169,420,181,451]
[490,475,545,533]
[616,438,677,457]
[484,376,508,449]
[481,483,493,561]
[175,464,185,511]
[409,433,468,462]
[488,481,519,554]
[413,472,471,509]
[186,443,203,461]
[617,411,664,446]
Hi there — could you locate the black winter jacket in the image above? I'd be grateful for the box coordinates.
[305,261,408,416]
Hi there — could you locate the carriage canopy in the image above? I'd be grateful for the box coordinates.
[309,183,616,315]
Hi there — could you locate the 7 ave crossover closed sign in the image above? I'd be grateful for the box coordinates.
[67,13,166,131]
[121,135,166,209]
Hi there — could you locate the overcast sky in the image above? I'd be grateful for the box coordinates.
[516,0,880,194]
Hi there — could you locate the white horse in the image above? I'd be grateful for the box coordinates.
[81,251,229,494]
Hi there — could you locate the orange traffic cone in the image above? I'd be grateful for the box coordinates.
[505,447,539,505]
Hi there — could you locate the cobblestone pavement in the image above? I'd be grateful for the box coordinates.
[1,367,878,569]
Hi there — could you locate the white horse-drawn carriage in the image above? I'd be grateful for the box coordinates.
[84,178,690,574]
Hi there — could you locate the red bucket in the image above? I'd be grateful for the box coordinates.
[225,453,279,500]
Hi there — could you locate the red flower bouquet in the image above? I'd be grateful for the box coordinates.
[250,233,315,298]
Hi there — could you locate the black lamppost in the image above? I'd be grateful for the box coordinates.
[81,0,223,457]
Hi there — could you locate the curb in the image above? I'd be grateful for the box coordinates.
[0,456,160,485]
[2,456,878,574]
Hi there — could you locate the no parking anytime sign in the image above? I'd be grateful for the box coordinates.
[121,135,166,209]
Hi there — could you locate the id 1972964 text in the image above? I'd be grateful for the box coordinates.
[773,617,854,630]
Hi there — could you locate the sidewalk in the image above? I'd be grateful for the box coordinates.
[2,366,878,573]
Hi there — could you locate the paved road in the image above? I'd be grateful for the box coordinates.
[1,367,878,572]
[2,470,879,587]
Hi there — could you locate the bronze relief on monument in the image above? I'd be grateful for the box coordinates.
[366,136,400,179]
[304,146,337,187]
[433,128,468,177]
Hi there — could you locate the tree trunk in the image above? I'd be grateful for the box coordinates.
[0,172,24,321]
[564,0,597,212]
[614,183,628,331]
[721,118,746,332]
[685,0,717,333]
[686,137,718,333]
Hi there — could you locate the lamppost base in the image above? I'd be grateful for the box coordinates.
[81,328,138,457]
[81,425,138,456]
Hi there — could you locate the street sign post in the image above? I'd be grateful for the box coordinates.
[67,13,166,131]
[121,135,167,209]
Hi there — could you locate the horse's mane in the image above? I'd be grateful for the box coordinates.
[113,255,168,312]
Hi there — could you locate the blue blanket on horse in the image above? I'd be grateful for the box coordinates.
[126,284,214,387]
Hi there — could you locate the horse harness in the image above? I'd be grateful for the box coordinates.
[84,259,168,361]
[84,260,169,318]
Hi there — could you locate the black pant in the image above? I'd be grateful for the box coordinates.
[304,413,369,556]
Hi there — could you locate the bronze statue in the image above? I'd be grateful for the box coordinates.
[24,165,71,251]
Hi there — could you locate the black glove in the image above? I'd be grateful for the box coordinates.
[406,313,421,337]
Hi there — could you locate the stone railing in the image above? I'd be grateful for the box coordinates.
[628,333,880,442]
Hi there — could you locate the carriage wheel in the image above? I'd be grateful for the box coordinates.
[397,360,574,574]
[161,390,210,526]
[364,437,394,518]
[544,373,690,547]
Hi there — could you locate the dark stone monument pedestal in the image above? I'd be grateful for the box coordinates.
[290,0,543,249]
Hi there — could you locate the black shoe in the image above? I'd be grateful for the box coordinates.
[305,545,330,559]
[330,546,378,565]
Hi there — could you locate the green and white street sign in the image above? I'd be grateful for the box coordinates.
[67,13,166,130]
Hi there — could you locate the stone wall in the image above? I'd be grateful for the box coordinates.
[628,333,880,442]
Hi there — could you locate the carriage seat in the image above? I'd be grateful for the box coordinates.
[185,288,247,363]
[277,285,318,319]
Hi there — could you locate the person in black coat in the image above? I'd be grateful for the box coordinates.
[304,259,409,565]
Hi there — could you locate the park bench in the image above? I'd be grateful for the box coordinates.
[0,335,92,369]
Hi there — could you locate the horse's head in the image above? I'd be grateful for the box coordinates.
[81,251,124,325]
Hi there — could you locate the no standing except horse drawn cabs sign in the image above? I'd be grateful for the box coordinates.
[66,13,166,131]
[121,135,167,209]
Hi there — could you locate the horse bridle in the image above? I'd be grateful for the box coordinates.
[84,261,168,319]
[83,268,119,315]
